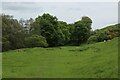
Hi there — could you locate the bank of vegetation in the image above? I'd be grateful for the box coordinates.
[2,13,119,51]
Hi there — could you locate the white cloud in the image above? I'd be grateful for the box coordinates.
[2,2,118,30]
[2,0,119,2]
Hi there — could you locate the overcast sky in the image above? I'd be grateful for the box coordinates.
[2,2,118,30]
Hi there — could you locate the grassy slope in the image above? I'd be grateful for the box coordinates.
[2,38,118,78]
[0,53,1,78]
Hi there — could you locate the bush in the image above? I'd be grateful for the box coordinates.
[87,32,111,44]
[25,35,48,48]
[87,35,98,44]
[97,32,108,42]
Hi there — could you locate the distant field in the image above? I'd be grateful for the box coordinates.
[2,38,118,78]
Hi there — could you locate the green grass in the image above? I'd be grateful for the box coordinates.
[2,38,118,78]
[0,52,2,78]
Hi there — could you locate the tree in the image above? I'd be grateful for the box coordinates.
[70,16,92,45]
[30,22,41,35]
[58,21,70,45]
[81,16,92,29]
[2,14,25,51]
[32,13,65,46]
[2,37,10,51]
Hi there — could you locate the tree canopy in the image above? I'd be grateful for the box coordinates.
[2,13,119,51]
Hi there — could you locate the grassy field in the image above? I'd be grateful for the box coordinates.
[2,38,118,78]
[0,53,1,78]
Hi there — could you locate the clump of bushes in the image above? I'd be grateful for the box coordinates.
[25,35,48,48]
[87,35,98,44]
[87,32,110,44]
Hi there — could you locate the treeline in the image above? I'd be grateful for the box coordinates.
[2,13,119,51]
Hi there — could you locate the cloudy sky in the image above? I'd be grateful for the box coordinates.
[2,2,118,30]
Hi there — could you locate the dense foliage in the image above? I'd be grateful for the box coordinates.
[25,34,48,48]
[87,24,120,44]
[70,16,92,45]
[2,13,119,51]
[31,13,65,46]
[2,15,25,51]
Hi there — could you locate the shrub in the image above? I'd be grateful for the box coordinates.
[87,35,98,44]
[25,35,48,48]
[97,32,110,42]
[87,32,110,44]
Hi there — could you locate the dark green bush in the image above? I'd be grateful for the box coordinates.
[87,35,98,44]
[25,35,48,48]
[87,32,110,44]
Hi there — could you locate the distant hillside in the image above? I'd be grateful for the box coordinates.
[95,24,119,34]
[87,24,119,44]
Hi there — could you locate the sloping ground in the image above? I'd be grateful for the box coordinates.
[0,53,1,78]
[95,24,119,33]
[2,38,118,78]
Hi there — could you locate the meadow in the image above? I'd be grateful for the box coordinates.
[2,38,118,78]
